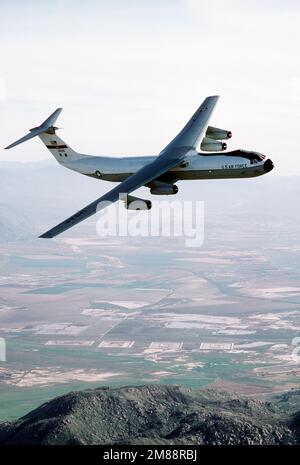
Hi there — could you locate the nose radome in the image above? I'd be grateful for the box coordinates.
[263,158,274,173]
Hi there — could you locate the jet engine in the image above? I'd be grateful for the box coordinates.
[206,126,232,140]
[122,194,152,210]
[149,181,178,195]
[200,137,227,152]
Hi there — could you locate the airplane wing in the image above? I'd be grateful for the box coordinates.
[160,95,219,153]
[40,96,219,238]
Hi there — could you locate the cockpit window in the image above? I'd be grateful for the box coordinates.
[238,150,266,162]
[200,150,265,162]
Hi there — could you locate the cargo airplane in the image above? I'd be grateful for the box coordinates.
[5,96,274,238]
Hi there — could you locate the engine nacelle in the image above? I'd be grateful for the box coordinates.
[122,194,152,210]
[200,137,227,152]
[206,126,232,140]
[150,181,178,195]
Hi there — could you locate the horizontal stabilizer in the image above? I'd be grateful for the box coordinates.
[5,108,62,150]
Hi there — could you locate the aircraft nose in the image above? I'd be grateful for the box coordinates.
[263,158,274,173]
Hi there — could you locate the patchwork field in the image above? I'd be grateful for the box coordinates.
[0,225,300,420]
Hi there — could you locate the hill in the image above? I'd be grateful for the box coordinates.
[0,385,299,445]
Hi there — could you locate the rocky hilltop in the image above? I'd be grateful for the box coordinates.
[0,385,299,445]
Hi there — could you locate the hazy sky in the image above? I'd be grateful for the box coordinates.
[1,0,300,175]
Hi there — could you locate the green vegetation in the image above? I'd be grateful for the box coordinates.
[0,385,298,445]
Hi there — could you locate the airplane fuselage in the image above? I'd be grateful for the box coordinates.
[64,149,273,184]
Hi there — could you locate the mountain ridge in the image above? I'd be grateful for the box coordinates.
[0,385,299,445]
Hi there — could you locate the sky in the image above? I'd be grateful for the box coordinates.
[0,0,300,175]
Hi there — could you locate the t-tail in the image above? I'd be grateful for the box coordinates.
[5,108,63,149]
[5,108,83,163]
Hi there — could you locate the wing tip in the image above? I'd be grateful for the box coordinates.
[39,232,53,239]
